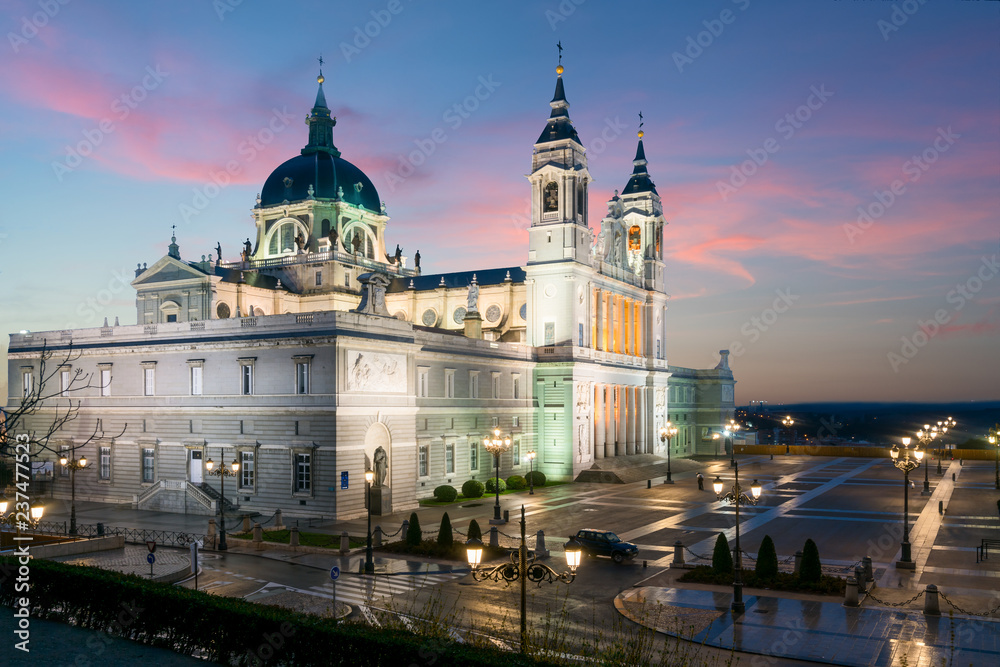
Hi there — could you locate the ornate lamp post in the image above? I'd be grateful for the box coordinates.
[937,417,955,475]
[58,454,90,535]
[726,419,740,467]
[466,505,582,653]
[712,463,762,613]
[659,422,678,483]
[782,416,794,454]
[205,454,239,551]
[890,437,923,569]
[526,450,536,495]
[364,469,375,574]
[916,424,939,496]
[483,428,511,524]
[989,425,1000,490]
[0,501,44,539]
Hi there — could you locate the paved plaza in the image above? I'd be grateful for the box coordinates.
[17,454,1000,665]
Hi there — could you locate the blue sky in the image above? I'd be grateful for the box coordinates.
[1,0,997,403]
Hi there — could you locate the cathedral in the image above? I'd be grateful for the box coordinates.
[6,62,735,520]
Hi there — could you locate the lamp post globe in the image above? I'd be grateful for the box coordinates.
[483,428,511,524]
[659,422,678,483]
[782,416,794,454]
[59,454,90,535]
[205,454,239,551]
[526,450,536,495]
[727,419,740,467]
[891,436,921,569]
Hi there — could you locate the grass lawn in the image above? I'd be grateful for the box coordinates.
[230,529,367,549]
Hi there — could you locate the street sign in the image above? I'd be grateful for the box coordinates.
[341,471,349,490]
[330,566,340,581]
[146,540,156,553]
[147,553,156,565]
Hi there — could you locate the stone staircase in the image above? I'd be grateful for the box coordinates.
[198,482,239,513]
[575,454,705,484]
[133,479,218,515]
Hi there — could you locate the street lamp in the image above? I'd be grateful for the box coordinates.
[890,436,923,569]
[204,454,239,551]
[989,424,1000,490]
[712,462,762,613]
[937,417,955,474]
[465,505,582,653]
[483,428,511,524]
[0,501,44,539]
[782,416,794,454]
[526,451,536,495]
[364,469,375,574]
[726,419,740,467]
[915,424,939,496]
[58,454,90,535]
[659,422,678,483]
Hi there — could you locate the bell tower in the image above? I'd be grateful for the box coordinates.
[526,59,592,266]
[619,125,666,293]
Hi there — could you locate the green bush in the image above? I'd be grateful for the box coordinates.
[800,538,822,582]
[712,533,733,575]
[437,512,453,547]
[485,477,506,493]
[526,470,546,487]
[755,535,779,581]
[462,479,485,498]
[433,485,457,502]
[405,512,422,546]
[467,519,482,542]
[506,475,526,490]
[678,565,845,595]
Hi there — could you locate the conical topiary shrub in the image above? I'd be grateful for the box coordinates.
[712,533,733,575]
[755,535,779,581]
[437,512,453,547]
[406,512,422,546]
[799,538,822,582]
[467,519,482,542]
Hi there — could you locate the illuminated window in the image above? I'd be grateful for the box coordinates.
[543,181,558,212]
[628,225,642,251]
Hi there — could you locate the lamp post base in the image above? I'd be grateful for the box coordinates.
[896,541,915,569]
[489,503,506,525]
[731,582,745,613]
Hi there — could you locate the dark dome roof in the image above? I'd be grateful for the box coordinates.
[260,152,381,212]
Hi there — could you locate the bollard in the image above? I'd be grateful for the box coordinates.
[243,515,251,532]
[938,500,944,515]
[862,556,873,582]
[374,525,383,547]
[643,560,648,568]
[252,522,263,550]
[648,479,652,489]
[952,473,955,482]
[290,525,299,547]
[489,526,499,548]
[274,509,284,530]
[923,584,940,616]
[855,567,866,593]
[340,531,350,554]
[503,509,509,523]
[401,519,409,540]
[794,550,803,574]
[844,576,859,607]
[207,519,217,550]
[535,530,549,558]
[673,540,686,568]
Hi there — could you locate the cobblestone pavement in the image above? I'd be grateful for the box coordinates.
[51,544,192,581]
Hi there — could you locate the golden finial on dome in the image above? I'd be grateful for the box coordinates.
[317,74,324,84]
[638,130,644,139]
[556,64,564,75]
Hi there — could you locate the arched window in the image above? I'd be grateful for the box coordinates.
[576,185,584,216]
[321,219,331,237]
[628,225,642,251]
[543,181,559,212]
[267,220,300,256]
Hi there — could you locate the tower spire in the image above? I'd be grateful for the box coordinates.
[536,47,580,145]
[623,113,657,195]
[302,60,340,157]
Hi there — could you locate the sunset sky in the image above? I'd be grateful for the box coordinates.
[1,0,997,404]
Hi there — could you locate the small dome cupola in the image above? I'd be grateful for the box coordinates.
[302,67,341,158]
[536,50,582,146]
[622,117,658,196]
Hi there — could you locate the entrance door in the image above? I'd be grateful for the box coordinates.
[190,450,203,484]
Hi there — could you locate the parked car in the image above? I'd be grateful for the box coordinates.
[572,529,638,563]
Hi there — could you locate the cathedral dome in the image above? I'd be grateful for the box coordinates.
[260,152,381,212]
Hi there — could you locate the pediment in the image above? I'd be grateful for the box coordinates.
[131,256,209,287]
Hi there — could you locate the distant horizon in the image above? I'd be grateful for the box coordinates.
[1,1,998,404]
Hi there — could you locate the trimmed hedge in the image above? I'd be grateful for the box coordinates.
[485,477,506,493]
[525,470,546,487]
[462,479,485,499]
[438,512,454,547]
[0,558,554,666]
[506,475,526,490]
[467,519,482,541]
[406,512,422,546]
[800,538,822,583]
[678,565,846,595]
[755,535,779,581]
[433,485,458,502]
[712,533,733,575]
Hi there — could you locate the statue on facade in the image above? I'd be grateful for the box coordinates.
[241,239,252,262]
[374,446,388,487]
[328,228,339,251]
[393,244,402,265]
[467,276,480,312]
[215,242,222,265]
[414,249,421,269]
[351,232,362,253]
[295,231,306,253]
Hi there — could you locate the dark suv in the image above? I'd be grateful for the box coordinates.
[572,529,638,563]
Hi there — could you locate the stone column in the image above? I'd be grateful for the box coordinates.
[594,383,605,459]
[595,289,603,351]
[616,386,627,456]
[623,298,631,355]
[637,387,647,454]
[625,387,636,455]
[608,295,616,353]
[605,385,616,459]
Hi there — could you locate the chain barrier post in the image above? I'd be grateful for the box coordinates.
[374,525,382,547]
[489,526,499,548]
[673,541,685,568]
[863,556,874,582]
[844,575,859,607]
[924,584,940,615]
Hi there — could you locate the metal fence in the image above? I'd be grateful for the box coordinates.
[27,521,205,548]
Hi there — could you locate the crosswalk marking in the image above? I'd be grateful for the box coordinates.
[303,571,466,605]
